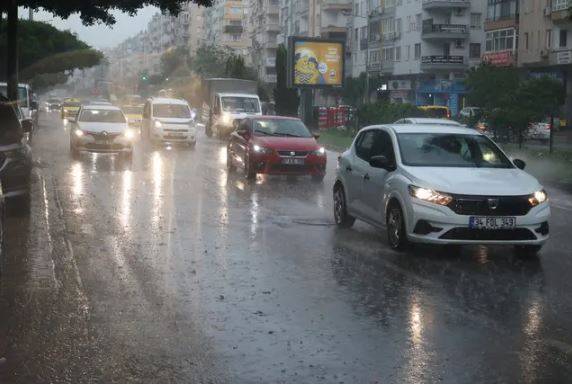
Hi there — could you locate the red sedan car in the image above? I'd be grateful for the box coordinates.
[227,116,326,180]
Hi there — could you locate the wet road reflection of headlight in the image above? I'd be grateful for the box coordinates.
[74,129,84,137]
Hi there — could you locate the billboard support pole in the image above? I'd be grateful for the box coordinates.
[300,88,313,127]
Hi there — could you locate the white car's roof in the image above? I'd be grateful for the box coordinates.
[218,93,259,98]
[81,104,121,111]
[376,124,480,135]
[399,118,462,126]
[150,97,189,105]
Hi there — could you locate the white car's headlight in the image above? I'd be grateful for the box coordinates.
[74,129,84,137]
[154,120,163,128]
[408,185,453,206]
[312,147,326,156]
[529,189,548,206]
[253,144,271,154]
[123,128,136,140]
[221,113,233,125]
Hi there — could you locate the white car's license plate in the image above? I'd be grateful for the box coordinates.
[95,140,108,145]
[282,158,304,165]
[469,216,516,230]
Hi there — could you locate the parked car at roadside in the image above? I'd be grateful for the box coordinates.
[333,123,549,255]
[527,122,551,142]
[0,97,34,212]
[227,116,326,181]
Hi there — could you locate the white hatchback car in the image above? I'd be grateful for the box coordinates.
[333,124,550,254]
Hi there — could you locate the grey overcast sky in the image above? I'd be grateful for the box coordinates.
[32,6,158,49]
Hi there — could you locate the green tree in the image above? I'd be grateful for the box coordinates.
[191,44,228,78]
[224,54,257,80]
[273,44,299,116]
[0,20,102,88]
[342,73,366,106]
[160,46,190,79]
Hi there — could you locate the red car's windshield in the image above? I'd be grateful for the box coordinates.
[253,119,312,138]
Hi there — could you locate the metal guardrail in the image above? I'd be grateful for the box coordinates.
[422,24,468,34]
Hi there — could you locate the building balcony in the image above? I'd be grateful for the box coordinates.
[360,38,368,50]
[320,26,347,39]
[264,22,281,32]
[380,60,394,74]
[422,0,470,10]
[321,0,352,12]
[484,17,518,31]
[224,24,244,33]
[549,49,572,66]
[265,57,276,67]
[420,55,467,71]
[422,23,469,39]
[265,74,277,83]
[551,0,571,22]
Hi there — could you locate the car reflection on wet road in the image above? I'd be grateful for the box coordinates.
[1,112,572,382]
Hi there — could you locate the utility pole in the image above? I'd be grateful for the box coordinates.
[6,0,18,102]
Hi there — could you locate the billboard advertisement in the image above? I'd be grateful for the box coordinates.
[288,37,345,88]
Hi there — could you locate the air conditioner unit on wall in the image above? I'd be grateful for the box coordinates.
[543,6,551,16]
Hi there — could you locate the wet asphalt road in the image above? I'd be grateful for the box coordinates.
[1,112,572,383]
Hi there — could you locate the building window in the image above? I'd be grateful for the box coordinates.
[525,32,529,50]
[485,28,515,52]
[395,46,401,61]
[406,45,410,61]
[560,29,568,48]
[546,29,552,49]
[455,40,464,49]
[414,43,421,60]
[470,13,481,29]
[470,43,481,58]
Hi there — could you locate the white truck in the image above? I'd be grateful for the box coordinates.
[201,78,262,138]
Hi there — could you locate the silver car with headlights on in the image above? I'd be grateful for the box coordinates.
[69,105,136,159]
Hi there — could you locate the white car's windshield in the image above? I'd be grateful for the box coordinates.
[79,109,126,123]
[253,119,312,138]
[222,97,260,113]
[123,106,143,115]
[153,104,191,118]
[398,133,513,168]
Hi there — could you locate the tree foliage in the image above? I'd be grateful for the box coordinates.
[191,44,229,78]
[160,46,190,78]
[273,44,299,116]
[0,1,212,26]
[466,64,565,142]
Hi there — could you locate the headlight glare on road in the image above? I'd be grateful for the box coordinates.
[408,185,452,206]
[74,129,84,137]
[154,120,163,128]
[529,189,548,206]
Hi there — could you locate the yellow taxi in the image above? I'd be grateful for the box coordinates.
[121,105,144,128]
[418,105,451,119]
[61,98,81,119]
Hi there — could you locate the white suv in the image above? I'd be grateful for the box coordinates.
[142,97,197,147]
[333,124,550,255]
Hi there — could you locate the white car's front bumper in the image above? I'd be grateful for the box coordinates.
[151,125,196,144]
[405,198,550,245]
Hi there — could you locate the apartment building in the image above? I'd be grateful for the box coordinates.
[249,0,281,84]
[203,0,252,61]
[482,0,519,66]
[350,0,486,114]
[518,0,572,121]
[187,3,206,56]
[278,0,352,43]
